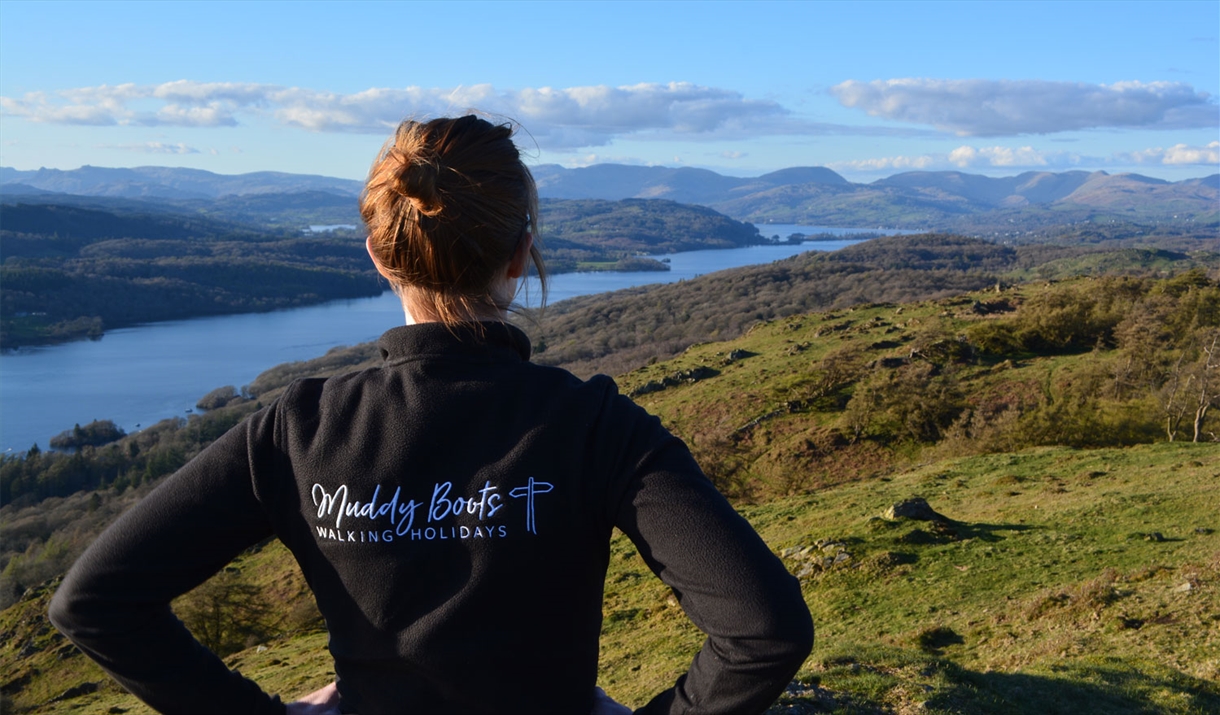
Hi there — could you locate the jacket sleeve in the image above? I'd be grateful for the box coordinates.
[605,395,813,715]
[48,406,285,715]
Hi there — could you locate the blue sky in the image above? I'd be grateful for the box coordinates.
[1,0,1217,182]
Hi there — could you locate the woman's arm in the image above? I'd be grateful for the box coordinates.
[607,407,813,715]
[49,409,285,714]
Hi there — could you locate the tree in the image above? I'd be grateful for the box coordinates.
[1158,355,1192,443]
[173,568,275,657]
[48,420,125,452]
[196,385,239,411]
[1191,335,1220,442]
[842,362,965,444]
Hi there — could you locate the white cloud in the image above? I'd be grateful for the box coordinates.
[3,82,250,128]
[2,91,118,125]
[1,80,798,149]
[560,153,658,168]
[831,141,1219,176]
[830,78,1218,136]
[272,82,794,147]
[830,154,936,171]
[100,141,202,155]
[2,79,946,150]
[1123,141,1220,165]
[831,145,1081,174]
[721,150,746,159]
[948,145,1051,168]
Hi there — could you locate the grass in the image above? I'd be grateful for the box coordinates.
[593,442,1220,713]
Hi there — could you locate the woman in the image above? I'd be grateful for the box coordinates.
[50,115,813,714]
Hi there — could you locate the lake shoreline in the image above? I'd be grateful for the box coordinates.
[1,245,751,352]
[2,234,876,453]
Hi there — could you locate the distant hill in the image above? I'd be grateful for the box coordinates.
[1056,172,1219,212]
[0,201,380,348]
[533,164,1219,232]
[0,166,363,200]
[0,166,367,229]
[1185,174,1220,189]
[0,187,362,230]
[0,203,260,247]
[5,164,1216,238]
[538,198,761,272]
[0,183,59,196]
[871,170,1096,207]
[530,163,849,205]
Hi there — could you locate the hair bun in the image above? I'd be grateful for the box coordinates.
[391,151,444,217]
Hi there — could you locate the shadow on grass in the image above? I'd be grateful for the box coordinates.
[927,660,1220,715]
[771,651,1220,715]
[882,520,1034,547]
[954,521,1036,543]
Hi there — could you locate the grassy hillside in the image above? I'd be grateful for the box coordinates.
[5,407,1216,713]
[3,249,1220,713]
[529,235,1218,378]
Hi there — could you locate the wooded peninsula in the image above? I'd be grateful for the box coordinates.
[0,197,761,348]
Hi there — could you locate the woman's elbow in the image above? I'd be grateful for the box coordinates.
[769,602,814,668]
[48,577,86,640]
[48,569,112,644]
[785,609,815,666]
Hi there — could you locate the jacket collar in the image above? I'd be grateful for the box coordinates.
[377,322,532,364]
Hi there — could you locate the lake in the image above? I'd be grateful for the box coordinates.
[0,227,892,453]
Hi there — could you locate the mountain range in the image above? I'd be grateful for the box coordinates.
[4,164,1216,230]
[536,164,1219,226]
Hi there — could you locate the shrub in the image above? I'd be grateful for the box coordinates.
[48,420,125,452]
[196,385,239,411]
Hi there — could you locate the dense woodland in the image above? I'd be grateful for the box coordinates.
[0,203,380,346]
[0,197,761,347]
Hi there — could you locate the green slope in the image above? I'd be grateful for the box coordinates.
[4,258,1220,714]
[6,444,1215,714]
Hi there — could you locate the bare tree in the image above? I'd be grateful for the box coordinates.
[173,567,274,656]
[1158,355,1192,443]
[1192,336,1220,443]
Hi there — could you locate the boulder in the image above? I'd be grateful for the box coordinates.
[884,497,951,523]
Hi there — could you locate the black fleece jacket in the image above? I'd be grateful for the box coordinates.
[50,322,812,714]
